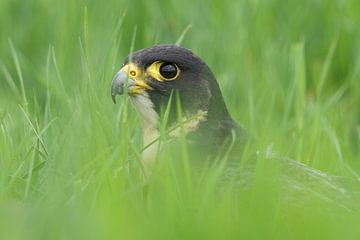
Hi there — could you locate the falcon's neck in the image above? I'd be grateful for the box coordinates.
[130,93,159,146]
[129,86,237,148]
[130,93,209,145]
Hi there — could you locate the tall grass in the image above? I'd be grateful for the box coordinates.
[1,0,360,239]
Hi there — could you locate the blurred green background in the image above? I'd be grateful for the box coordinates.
[1,0,360,239]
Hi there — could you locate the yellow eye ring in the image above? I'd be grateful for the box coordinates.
[146,61,181,81]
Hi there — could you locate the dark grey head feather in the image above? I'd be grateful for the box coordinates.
[123,44,246,151]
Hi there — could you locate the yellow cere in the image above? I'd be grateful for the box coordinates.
[120,63,152,93]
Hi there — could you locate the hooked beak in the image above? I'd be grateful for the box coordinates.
[111,70,135,104]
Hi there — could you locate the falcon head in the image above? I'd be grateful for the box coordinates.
[111,44,242,148]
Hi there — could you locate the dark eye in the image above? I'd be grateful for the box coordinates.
[159,63,178,79]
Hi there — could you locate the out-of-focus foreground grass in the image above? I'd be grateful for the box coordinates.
[1,0,360,239]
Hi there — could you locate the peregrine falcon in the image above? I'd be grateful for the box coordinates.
[111,44,245,174]
[110,45,360,209]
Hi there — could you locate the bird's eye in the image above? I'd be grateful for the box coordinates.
[159,63,178,80]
